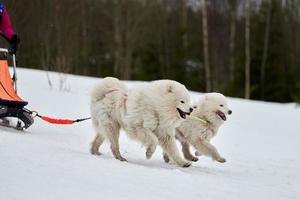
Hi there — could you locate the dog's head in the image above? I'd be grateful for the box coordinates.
[153,80,193,119]
[195,93,232,124]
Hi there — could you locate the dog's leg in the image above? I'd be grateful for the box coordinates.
[126,126,158,159]
[181,141,198,162]
[145,132,158,159]
[106,125,127,162]
[193,140,226,163]
[175,130,198,162]
[158,134,191,168]
[90,132,105,155]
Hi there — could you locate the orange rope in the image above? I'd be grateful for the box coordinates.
[40,116,75,124]
[35,93,128,125]
[28,110,91,125]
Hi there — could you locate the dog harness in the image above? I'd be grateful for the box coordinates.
[188,115,209,125]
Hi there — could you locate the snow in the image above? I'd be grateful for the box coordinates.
[1,68,300,200]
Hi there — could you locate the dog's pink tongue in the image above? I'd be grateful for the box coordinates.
[216,110,226,121]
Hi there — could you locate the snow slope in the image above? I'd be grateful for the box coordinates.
[0,68,299,200]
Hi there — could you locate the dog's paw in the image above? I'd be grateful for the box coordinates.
[94,152,102,156]
[146,152,152,160]
[90,149,102,156]
[181,162,192,168]
[118,157,128,162]
[163,154,170,163]
[185,155,199,162]
[146,148,155,160]
[216,157,226,163]
[191,157,199,162]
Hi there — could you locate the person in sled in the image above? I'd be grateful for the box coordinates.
[0,0,19,55]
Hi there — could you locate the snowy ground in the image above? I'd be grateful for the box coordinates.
[0,68,299,200]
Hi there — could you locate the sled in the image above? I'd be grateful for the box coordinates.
[0,48,33,130]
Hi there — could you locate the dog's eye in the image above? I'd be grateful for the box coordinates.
[180,101,185,104]
[220,104,224,107]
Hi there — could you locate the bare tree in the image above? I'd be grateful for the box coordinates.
[113,0,136,80]
[261,0,271,99]
[180,0,188,63]
[201,0,211,92]
[123,0,132,80]
[245,0,251,99]
[79,0,88,75]
[158,0,171,78]
[228,0,237,83]
[113,0,122,78]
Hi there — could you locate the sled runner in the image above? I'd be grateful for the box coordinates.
[0,48,33,130]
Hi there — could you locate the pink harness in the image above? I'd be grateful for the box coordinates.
[123,93,128,107]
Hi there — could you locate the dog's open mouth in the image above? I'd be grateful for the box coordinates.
[177,108,191,119]
[216,110,226,121]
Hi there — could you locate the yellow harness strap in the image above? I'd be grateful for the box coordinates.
[188,115,209,125]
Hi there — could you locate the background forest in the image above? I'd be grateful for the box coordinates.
[2,0,300,102]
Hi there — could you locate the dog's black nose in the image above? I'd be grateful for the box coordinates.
[189,107,193,112]
[228,110,232,115]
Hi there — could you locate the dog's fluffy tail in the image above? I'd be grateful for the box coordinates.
[91,77,128,104]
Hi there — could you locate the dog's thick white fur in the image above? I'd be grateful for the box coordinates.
[90,77,193,167]
[163,93,232,163]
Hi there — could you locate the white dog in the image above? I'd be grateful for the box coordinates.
[163,93,232,163]
[90,77,193,167]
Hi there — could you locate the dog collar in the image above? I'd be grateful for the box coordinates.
[188,115,209,125]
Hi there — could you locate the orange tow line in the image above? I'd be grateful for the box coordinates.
[30,110,91,125]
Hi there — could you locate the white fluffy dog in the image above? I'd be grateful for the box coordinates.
[163,93,232,163]
[90,77,193,167]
